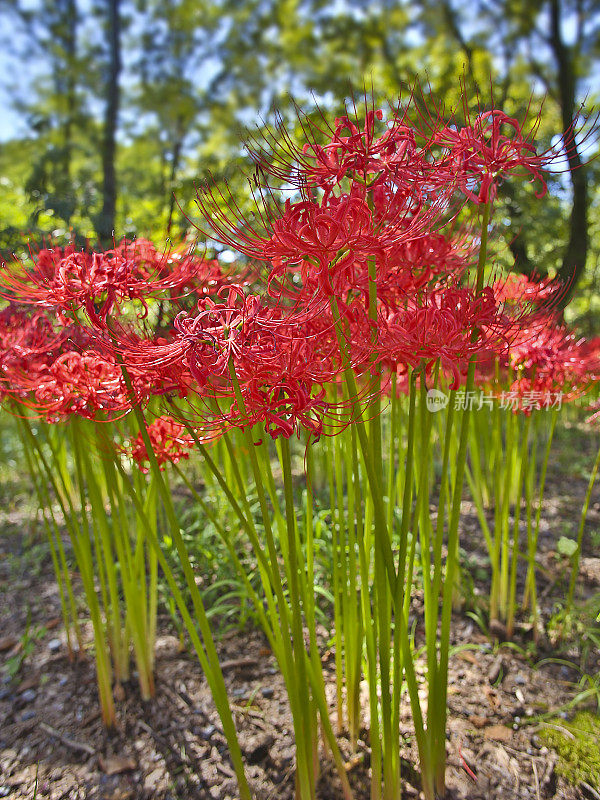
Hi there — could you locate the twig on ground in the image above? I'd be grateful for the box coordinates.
[39,722,95,756]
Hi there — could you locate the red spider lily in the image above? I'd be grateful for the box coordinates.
[4,330,186,421]
[494,316,598,410]
[246,98,457,202]
[264,195,384,297]
[243,101,419,190]
[194,105,460,308]
[0,305,73,399]
[194,188,386,299]
[225,370,330,441]
[578,336,600,380]
[171,287,279,389]
[0,239,210,323]
[225,323,346,439]
[299,109,419,189]
[100,281,344,440]
[434,110,549,204]
[21,350,142,420]
[492,273,562,311]
[587,399,600,426]
[376,285,503,388]
[129,415,195,470]
[370,231,472,308]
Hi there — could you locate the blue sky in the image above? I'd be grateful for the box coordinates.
[0,0,595,146]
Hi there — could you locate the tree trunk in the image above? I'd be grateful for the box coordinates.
[63,0,77,226]
[97,0,122,245]
[549,0,588,306]
[166,130,184,236]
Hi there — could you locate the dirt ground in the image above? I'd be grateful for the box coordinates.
[1,454,599,800]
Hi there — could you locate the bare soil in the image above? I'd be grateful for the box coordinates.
[1,444,599,800]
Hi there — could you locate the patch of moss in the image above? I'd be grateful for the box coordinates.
[540,711,600,787]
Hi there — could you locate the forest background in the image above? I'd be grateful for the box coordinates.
[0,0,598,327]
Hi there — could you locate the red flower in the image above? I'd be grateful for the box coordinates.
[492,316,598,411]
[0,239,210,322]
[129,415,195,470]
[377,286,503,388]
[26,351,132,420]
[0,305,72,400]
[435,110,549,203]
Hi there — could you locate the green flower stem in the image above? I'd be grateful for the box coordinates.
[366,254,401,798]
[119,375,252,800]
[506,413,532,638]
[523,409,558,635]
[567,439,600,611]
[491,409,514,623]
[386,372,398,535]
[178,427,353,799]
[171,462,278,649]
[329,296,396,591]
[433,199,491,797]
[330,422,344,733]
[72,423,130,685]
[96,427,156,698]
[279,436,318,798]
[182,424,280,628]
[225,359,317,799]
[15,414,81,657]
[341,421,363,746]
[353,421,383,800]
[20,415,116,727]
[433,397,456,600]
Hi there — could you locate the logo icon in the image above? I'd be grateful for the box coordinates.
[426,388,449,413]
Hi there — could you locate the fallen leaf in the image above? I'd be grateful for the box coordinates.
[17,677,39,693]
[468,715,487,728]
[143,767,163,790]
[0,636,17,653]
[99,755,136,775]
[484,724,513,742]
[483,686,500,709]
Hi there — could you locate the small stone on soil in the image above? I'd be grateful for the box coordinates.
[20,689,36,704]
[487,655,505,684]
[200,724,216,739]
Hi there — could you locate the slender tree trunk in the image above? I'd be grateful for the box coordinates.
[549,0,588,305]
[166,131,184,236]
[97,0,122,245]
[63,0,77,226]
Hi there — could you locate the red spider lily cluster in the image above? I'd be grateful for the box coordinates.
[472,276,600,411]
[1,239,223,324]
[0,101,597,442]
[129,415,195,470]
[0,241,231,429]
[2,96,600,800]
[433,109,548,203]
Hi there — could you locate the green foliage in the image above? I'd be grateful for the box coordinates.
[557,536,578,557]
[0,0,598,312]
[3,611,47,680]
[541,712,600,787]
